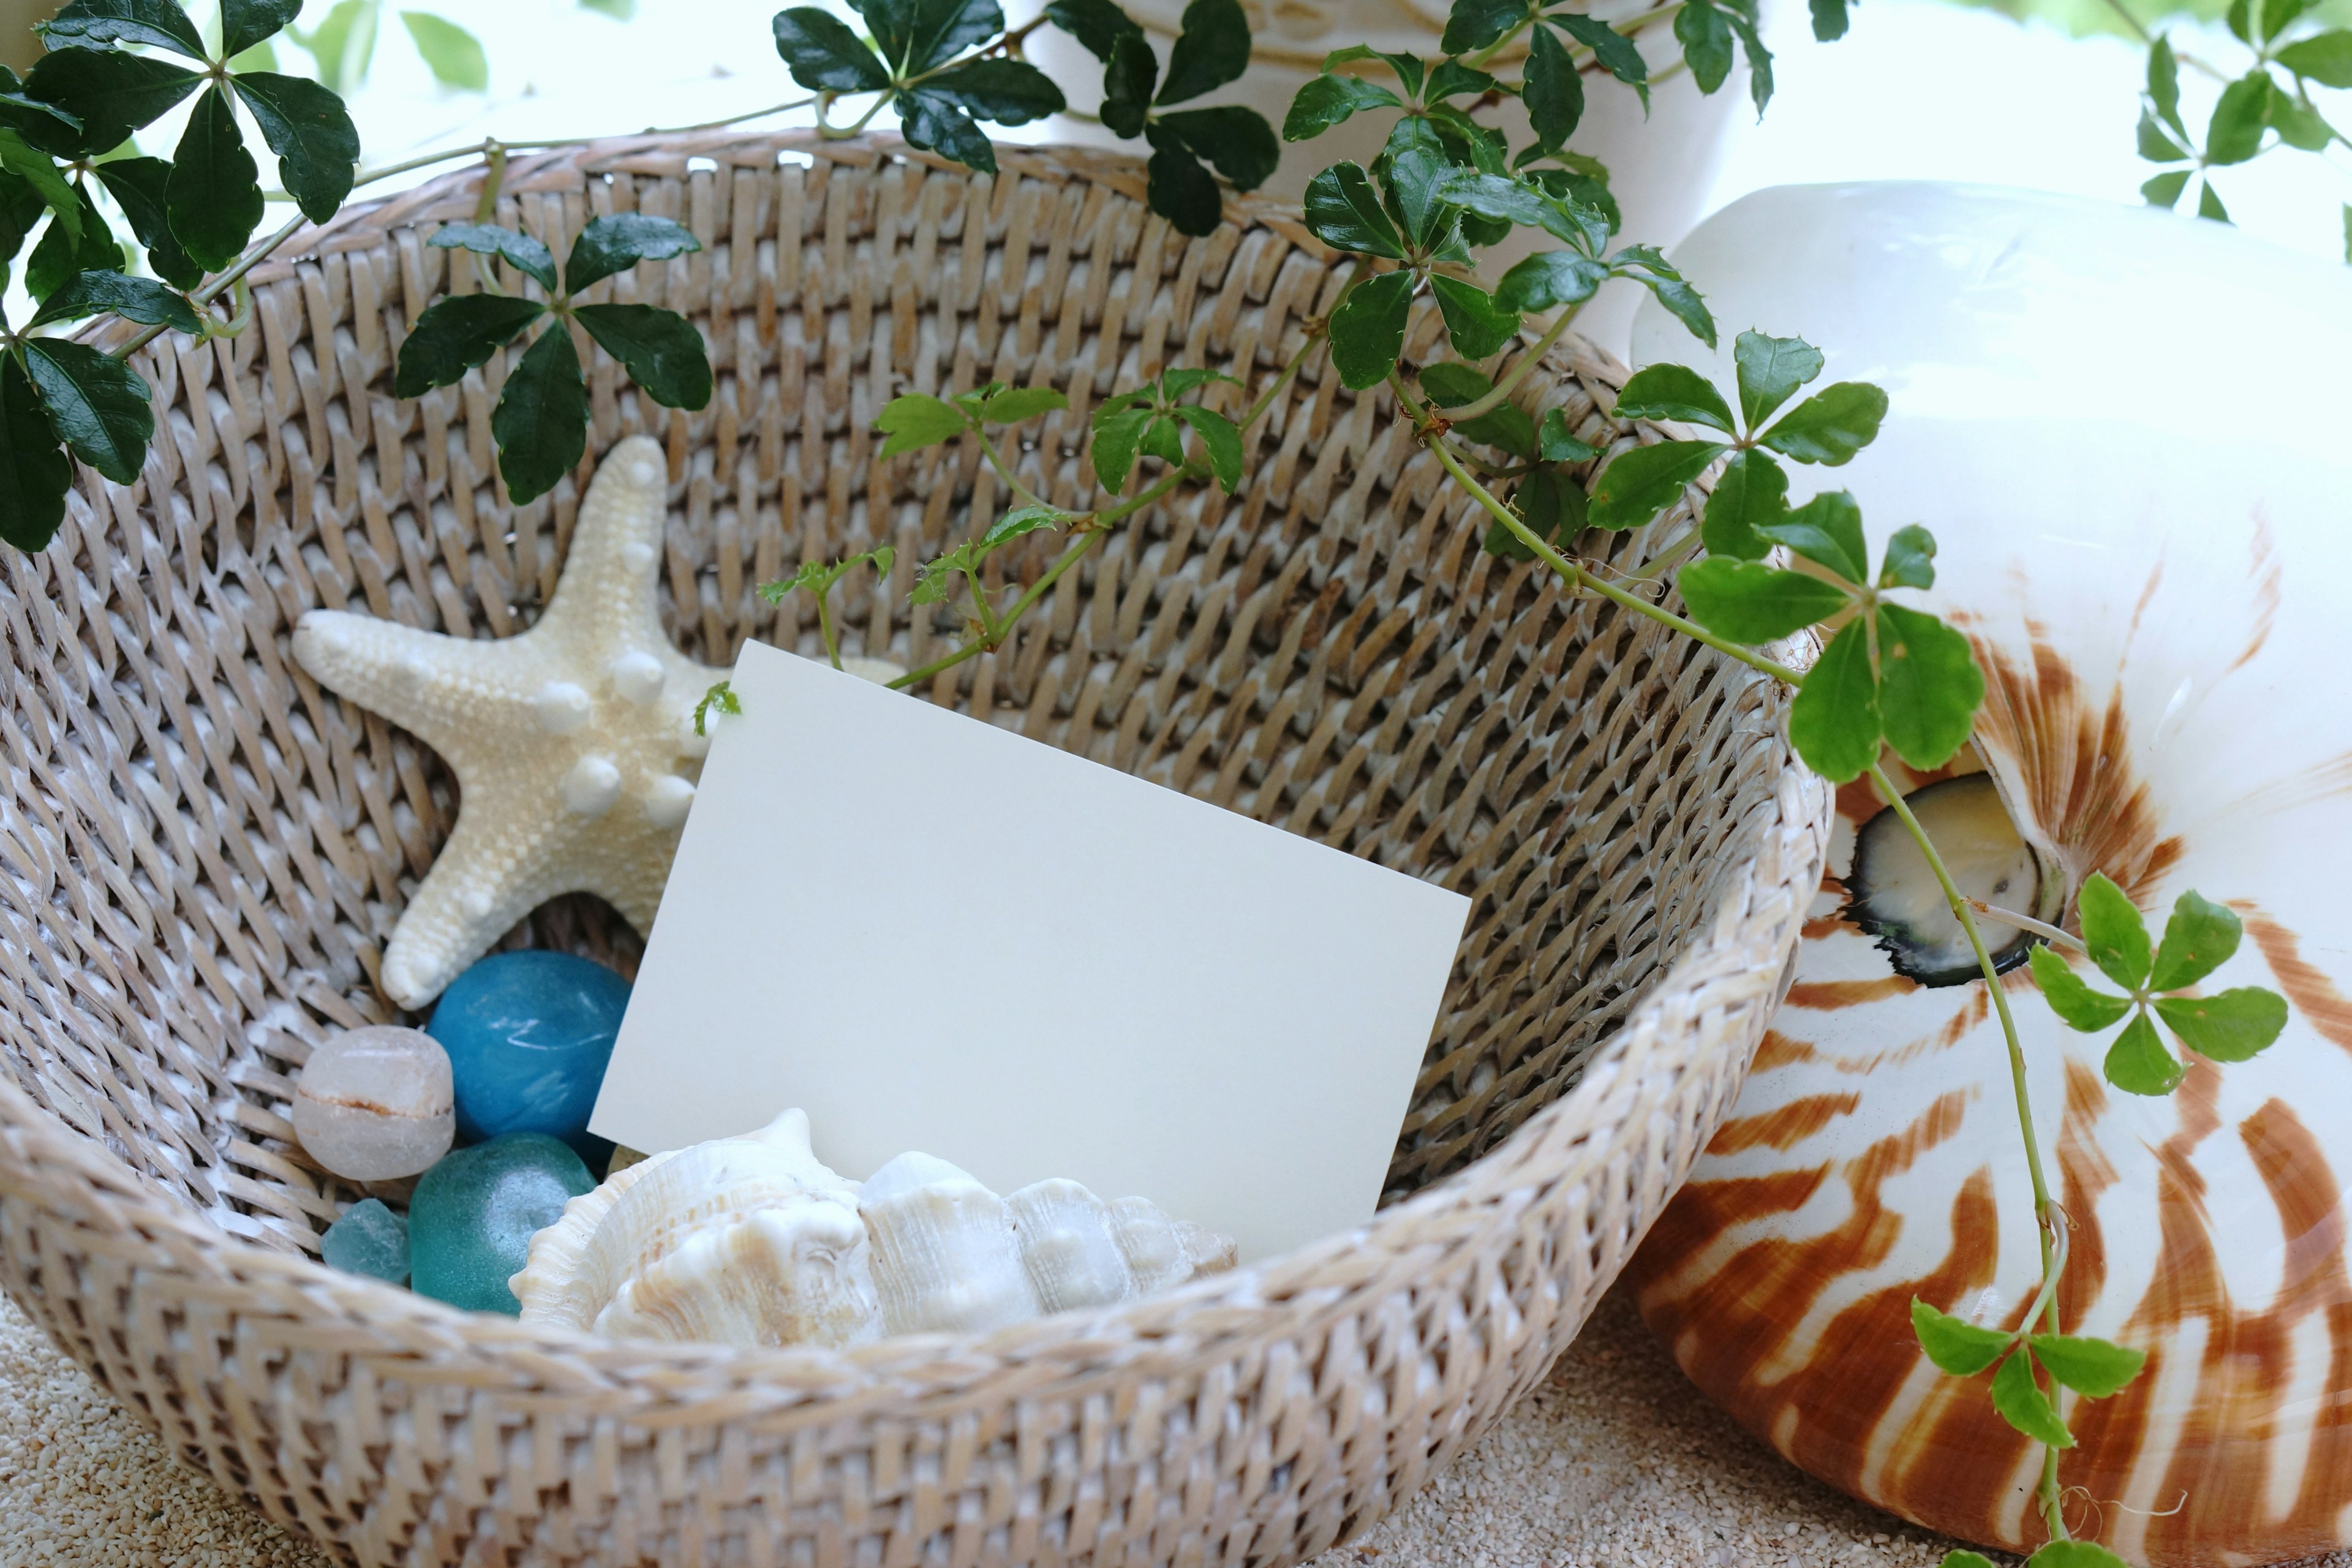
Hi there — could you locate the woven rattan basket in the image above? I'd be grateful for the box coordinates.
[0,130,1828,1567]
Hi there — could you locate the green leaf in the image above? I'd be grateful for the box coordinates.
[1758,382,1887,465]
[1681,559,1849,644]
[0,129,81,244]
[2198,178,2231,223]
[20,337,151,484]
[1733,330,1822,430]
[2262,0,2319,42]
[1755,489,1866,582]
[2106,1009,2185,1095]
[1537,406,1596,462]
[1426,61,1496,100]
[1157,106,1280,191]
[1523,23,1583,151]
[394,293,547,397]
[581,0,635,15]
[491,323,589,505]
[24,187,114,304]
[2029,946,2137,1033]
[1430,274,1520,361]
[1787,616,1881,783]
[1091,404,1152,489]
[1608,244,1715,347]
[0,354,71,552]
[1497,250,1607,314]
[1725,5,1773,115]
[877,392,970,458]
[1909,1296,2014,1377]
[21,49,201,157]
[2141,168,2192,207]
[1613,363,1736,434]
[574,303,712,410]
[0,83,83,143]
[1142,124,1221,236]
[292,0,378,97]
[978,385,1068,424]
[1285,73,1402,141]
[1158,366,1238,400]
[1045,0,1143,61]
[2029,1544,2135,1568]
[2228,0,2252,42]
[1158,0,1250,104]
[167,84,261,272]
[1520,464,1583,543]
[1810,0,1850,42]
[2147,36,2185,137]
[1550,13,1649,108]
[1875,602,1982,771]
[2027,1333,2147,1398]
[875,0,1003,75]
[2149,889,2244,992]
[430,222,558,293]
[1701,449,1786,560]
[2078,872,2153,991]
[693,678,739,736]
[232,71,358,223]
[981,504,1065,549]
[2206,71,2272,165]
[91,155,200,288]
[1100,32,1156,138]
[899,89,997,173]
[2277,30,2352,88]
[39,0,208,58]
[1587,438,1723,530]
[2267,82,2333,151]
[221,0,303,56]
[771,8,891,92]
[399,11,489,91]
[29,268,198,333]
[1172,405,1244,491]
[1878,523,1936,589]
[1384,143,1458,252]
[563,213,702,295]
[1989,1349,2073,1448]
[1326,268,1414,390]
[1423,362,1535,455]
[2138,107,2192,163]
[2154,988,2288,1063]
[925,58,1065,124]
[1675,0,1735,94]
[1441,0,1528,55]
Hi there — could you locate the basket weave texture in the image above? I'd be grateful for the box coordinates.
[0,131,1827,1567]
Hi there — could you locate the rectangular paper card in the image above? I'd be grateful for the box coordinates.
[590,641,1471,1261]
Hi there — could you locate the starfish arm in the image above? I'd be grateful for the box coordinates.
[380,796,581,1009]
[293,610,551,771]
[536,432,674,654]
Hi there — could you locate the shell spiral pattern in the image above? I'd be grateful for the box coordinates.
[1624,184,2352,1567]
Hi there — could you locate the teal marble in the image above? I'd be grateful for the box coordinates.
[408,1133,593,1314]
[321,1197,410,1284]
[427,950,630,1163]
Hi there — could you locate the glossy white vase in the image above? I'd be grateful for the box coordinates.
[1626,183,2352,1566]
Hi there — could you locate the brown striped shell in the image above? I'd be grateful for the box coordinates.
[1623,184,2352,1565]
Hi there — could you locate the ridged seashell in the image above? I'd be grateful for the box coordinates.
[513,1118,1237,1348]
[511,1108,879,1349]
[1625,185,2352,1567]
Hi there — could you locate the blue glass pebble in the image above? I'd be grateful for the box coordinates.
[428,950,630,1163]
[322,1196,410,1284]
[408,1133,594,1314]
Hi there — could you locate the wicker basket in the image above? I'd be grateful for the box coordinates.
[0,131,1826,1567]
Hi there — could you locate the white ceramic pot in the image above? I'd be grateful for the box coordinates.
[1023,0,1746,355]
[1625,182,2352,1566]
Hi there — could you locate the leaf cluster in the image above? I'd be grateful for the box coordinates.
[1090,367,1245,492]
[0,0,362,548]
[1416,361,1598,561]
[1910,1294,2147,1457]
[2027,876,2289,1096]
[772,0,1275,236]
[2135,18,2352,251]
[395,215,712,503]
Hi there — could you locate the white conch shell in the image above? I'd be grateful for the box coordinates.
[513,1116,1237,1348]
[1624,184,2352,1568]
[512,1108,878,1349]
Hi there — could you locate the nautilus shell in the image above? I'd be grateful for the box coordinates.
[1624,184,2352,1566]
[511,1110,1234,1347]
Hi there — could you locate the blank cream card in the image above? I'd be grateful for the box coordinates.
[590,640,1471,1261]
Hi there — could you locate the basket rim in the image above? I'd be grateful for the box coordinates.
[6,131,1833,1419]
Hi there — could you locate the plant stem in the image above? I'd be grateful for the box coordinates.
[1443,303,1578,421]
[1869,760,2070,1542]
[111,211,306,361]
[975,428,1051,511]
[815,585,843,670]
[1969,898,2084,953]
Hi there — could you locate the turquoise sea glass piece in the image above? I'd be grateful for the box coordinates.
[408,1133,593,1314]
[427,950,630,1162]
[321,1197,410,1284]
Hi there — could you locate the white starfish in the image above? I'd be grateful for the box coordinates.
[294,435,725,1009]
